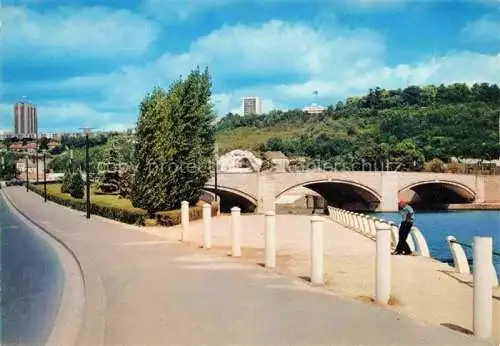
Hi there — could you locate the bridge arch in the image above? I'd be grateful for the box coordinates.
[277,179,381,211]
[399,180,476,208]
[203,185,257,213]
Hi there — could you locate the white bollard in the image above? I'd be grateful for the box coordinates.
[375,224,392,304]
[368,217,377,236]
[202,203,212,249]
[361,216,370,235]
[265,211,276,268]
[411,227,430,257]
[181,201,189,241]
[446,236,470,274]
[473,237,493,339]
[389,223,399,248]
[231,207,241,257]
[310,216,324,285]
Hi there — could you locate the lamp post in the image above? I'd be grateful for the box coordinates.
[25,154,29,192]
[43,149,47,202]
[80,127,93,219]
[35,132,39,183]
[214,142,219,216]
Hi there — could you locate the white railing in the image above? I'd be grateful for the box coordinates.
[327,206,430,257]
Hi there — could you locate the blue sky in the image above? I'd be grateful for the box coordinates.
[1,0,499,132]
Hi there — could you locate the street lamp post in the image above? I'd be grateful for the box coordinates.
[214,142,219,216]
[43,150,47,202]
[25,154,29,192]
[35,132,39,183]
[80,127,93,219]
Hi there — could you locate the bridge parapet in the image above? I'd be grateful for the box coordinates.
[205,172,500,213]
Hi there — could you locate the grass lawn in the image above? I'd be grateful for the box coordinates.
[46,183,144,213]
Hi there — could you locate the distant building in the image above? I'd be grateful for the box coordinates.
[241,96,261,116]
[303,103,326,114]
[14,101,38,137]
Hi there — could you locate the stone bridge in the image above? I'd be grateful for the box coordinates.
[205,171,500,213]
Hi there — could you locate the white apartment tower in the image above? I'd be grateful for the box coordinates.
[241,96,261,116]
[14,101,37,137]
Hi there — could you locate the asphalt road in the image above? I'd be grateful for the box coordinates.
[0,193,63,345]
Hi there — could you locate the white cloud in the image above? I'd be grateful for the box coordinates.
[0,6,160,60]
[29,20,385,108]
[142,0,231,20]
[343,0,407,10]
[462,16,500,42]
[5,18,500,129]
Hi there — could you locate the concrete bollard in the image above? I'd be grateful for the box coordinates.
[368,217,377,236]
[375,223,392,304]
[181,201,189,241]
[265,211,276,268]
[362,216,370,235]
[231,207,241,257]
[473,237,493,339]
[310,216,324,285]
[446,236,471,274]
[411,227,430,257]
[389,222,399,247]
[203,203,212,249]
[354,214,361,232]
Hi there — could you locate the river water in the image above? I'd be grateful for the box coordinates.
[0,195,63,344]
[372,210,500,275]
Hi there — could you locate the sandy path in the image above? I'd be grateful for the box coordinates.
[141,213,500,343]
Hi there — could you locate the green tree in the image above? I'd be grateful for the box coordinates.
[39,137,49,151]
[119,165,134,198]
[389,139,425,171]
[98,143,120,194]
[424,158,446,173]
[132,67,216,214]
[0,151,17,180]
[61,169,72,193]
[68,171,85,199]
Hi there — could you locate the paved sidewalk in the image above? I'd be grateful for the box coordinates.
[150,212,500,344]
[3,187,494,346]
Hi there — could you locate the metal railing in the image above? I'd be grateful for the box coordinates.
[449,238,500,258]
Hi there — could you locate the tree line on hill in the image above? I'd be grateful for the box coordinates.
[216,82,500,170]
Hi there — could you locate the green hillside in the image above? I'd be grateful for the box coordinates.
[216,83,500,170]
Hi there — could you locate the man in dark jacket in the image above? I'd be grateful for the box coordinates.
[393,199,415,255]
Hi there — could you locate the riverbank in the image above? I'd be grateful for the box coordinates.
[448,203,500,210]
[2,186,492,346]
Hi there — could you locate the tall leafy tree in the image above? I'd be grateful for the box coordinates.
[132,86,170,213]
[132,67,216,214]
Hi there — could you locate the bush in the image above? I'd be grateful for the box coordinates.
[155,203,218,227]
[446,161,463,173]
[424,158,446,173]
[68,171,85,199]
[28,184,147,226]
[61,169,72,193]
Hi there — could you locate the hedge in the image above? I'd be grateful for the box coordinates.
[155,203,218,227]
[28,184,147,226]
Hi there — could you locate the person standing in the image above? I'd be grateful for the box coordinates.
[393,199,415,255]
